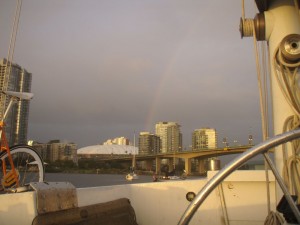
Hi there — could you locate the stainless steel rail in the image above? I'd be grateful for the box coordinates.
[178,129,300,225]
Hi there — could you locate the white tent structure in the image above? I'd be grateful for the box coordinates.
[77,145,139,156]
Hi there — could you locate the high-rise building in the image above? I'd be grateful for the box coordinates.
[192,128,217,150]
[103,137,130,145]
[0,59,32,146]
[31,140,78,163]
[138,132,161,155]
[155,122,182,153]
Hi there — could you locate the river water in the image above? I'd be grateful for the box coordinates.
[44,173,154,188]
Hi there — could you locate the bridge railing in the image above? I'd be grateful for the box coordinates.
[78,145,251,161]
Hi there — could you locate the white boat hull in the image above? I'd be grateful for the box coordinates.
[126,173,139,181]
[0,170,276,225]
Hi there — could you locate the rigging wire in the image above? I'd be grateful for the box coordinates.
[252,21,269,141]
[1,0,23,118]
[247,3,289,223]
[252,2,300,222]
[238,0,300,224]
[241,1,282,223]
[252,19,274,218]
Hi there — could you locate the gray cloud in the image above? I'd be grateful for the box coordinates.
[0,0,261,148]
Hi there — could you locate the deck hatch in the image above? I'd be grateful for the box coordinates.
[30,182,78,214]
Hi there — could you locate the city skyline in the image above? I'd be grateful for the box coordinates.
[30,122,251,150]
[0,1,262,148]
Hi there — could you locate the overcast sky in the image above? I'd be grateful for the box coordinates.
[0,0,261,148]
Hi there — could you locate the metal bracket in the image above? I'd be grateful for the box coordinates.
[30,182,78,214]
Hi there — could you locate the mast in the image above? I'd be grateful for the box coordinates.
[132,132,136,169]
[241,0,300,200]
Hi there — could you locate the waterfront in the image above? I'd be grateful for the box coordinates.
[44,173,154,188]
[44,173,206,188]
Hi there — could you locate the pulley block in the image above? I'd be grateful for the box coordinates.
[280,34,300,62]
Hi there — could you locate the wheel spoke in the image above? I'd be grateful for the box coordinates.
[0,145,44,190]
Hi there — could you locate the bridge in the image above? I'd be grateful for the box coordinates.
[102,146,250,174]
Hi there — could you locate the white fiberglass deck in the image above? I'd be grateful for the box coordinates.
[0,170,276,225]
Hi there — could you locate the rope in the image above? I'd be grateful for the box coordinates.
[253,22,274,218]
[252,20,269,141]
[241,0,254,37]
[264,211,285,225]
[272,30,300,206]
[273,48,300,115]
[218,184,229,225]
[251,12,287,225]
[283,156,300,195]
[243,19,254,37]
[242,2,283,223]
[294,0,300,18]
[281,116,300,199]
[245,1,300,224]
[242,0,245,21]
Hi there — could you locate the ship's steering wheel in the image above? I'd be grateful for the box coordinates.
[177,129,300,225]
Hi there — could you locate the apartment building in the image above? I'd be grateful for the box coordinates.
[138,132,161,155]
[0,58,32,146]
[192,128,217,150]
[155,122,182,153]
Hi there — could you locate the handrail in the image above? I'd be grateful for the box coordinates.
[178,129,300,225]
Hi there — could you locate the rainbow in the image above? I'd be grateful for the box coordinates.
[144,19,200,132]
